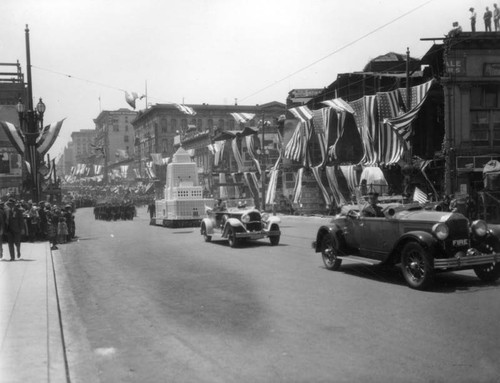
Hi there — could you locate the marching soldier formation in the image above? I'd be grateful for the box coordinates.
[93,200,136,221]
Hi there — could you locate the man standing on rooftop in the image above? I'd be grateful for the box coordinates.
[470,7,477,32]
[484,6,493,31]
[494,3,500,31]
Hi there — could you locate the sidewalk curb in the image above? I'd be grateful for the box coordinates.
[52,247,100,383]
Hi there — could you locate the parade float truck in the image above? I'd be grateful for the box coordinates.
[151,147,214,228]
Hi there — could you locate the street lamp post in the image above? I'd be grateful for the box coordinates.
[16,24,46,202]
[17,97,46,202]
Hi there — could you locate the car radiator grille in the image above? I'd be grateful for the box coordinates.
[246,222,262,232]
[444,217,470,255]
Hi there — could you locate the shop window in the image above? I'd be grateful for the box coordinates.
[471,111,490,146]
[171,119,177,132]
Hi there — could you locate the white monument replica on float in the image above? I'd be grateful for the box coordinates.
[152,147,214,227]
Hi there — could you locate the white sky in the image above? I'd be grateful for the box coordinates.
[0,0,484,160]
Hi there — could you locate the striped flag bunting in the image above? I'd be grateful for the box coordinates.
[339,165,358,194]
[243,172,259,199]
[213,141,225,166]
[245,135,261,174]
[385,79,434,141]
[265,169,279,205]
[174,103,196,116]
[377,90,405,165]
[311,166,332,207]
[0,121,25,155]
[219,173,228,199]
[413,186,429,204]
[230,113,255,124]
[325,166,347,207]
[350,96,377,166]
[120,165,129,178]
[36,119,65,157]
[231,138,244,173]
[292,167,304,204]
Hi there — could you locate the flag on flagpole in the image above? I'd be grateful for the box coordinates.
[413,186,428,204]
[125,91,145,109]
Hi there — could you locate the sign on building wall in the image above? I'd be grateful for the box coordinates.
[483,63,500,76]
[0,149,21,175]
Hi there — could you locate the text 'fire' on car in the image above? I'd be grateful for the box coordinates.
[200,198,281,248]
[312,199,500,290]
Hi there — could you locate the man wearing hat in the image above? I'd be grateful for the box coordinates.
[361,192,384,218]
[4,198,25,260]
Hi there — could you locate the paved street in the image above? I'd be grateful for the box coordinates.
[53,207,500,383]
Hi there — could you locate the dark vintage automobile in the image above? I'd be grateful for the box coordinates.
[200,199,281,248]
[312,202,500,290]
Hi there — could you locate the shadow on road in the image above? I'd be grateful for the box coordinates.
[322,263,500,293]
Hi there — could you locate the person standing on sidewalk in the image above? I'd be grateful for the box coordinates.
[0,201,5,259]
[4,198,24,260]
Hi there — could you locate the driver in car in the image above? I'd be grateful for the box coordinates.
[361,192,384,217]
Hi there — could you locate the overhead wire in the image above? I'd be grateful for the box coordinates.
[238,0,435,102]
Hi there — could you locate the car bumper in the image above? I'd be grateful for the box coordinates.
[434,251,500,269]
[235,230,281,239]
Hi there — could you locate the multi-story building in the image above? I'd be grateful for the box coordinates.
[93,109,137,182]
[71,129,95,164]
[0,62,25,197]
[132,102,286,200]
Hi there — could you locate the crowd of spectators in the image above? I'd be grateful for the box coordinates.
[0,195,75,251]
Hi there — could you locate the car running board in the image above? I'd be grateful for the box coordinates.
[337,255,382,266]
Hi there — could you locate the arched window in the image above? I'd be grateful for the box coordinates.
[197,118,203,131]
[161,118,168,133]
[171,119,177,133]
[229,119,235,130]
[218,119,225,130]
[181,119,187,129]
[208,119,213,131]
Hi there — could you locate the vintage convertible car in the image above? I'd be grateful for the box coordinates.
[200,198,281,247]
[312,202,500,290]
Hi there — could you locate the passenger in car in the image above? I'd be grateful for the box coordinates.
[361,192,385,217]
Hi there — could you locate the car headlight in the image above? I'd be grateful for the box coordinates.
[241,214,250,223]
[261,213,270,222]
[432,223,449,240]
[471,220,488,237]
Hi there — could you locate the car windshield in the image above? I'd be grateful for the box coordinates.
[224,198,255,209]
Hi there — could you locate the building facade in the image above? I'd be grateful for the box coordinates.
[94,109,137,182]
[0,62,25,197]
[132,102,286,201]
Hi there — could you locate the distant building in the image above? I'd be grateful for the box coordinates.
[93,109,137,182]
[0,62,25,197]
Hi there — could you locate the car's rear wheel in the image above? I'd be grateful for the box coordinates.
[201,224,211,242]
[401,242,434,290]
[227,227,238,248]
[321,233,342,271]
[474,239,500,283]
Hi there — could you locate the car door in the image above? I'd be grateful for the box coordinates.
[358,216,399,260]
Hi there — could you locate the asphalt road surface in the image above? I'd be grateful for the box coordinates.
[56,207,500,383]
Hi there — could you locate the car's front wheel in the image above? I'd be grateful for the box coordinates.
[321,233,342,271]
[401,242,434,290]
[227,227,238,248]
[474,239,500,283]
[201,224,211,242]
